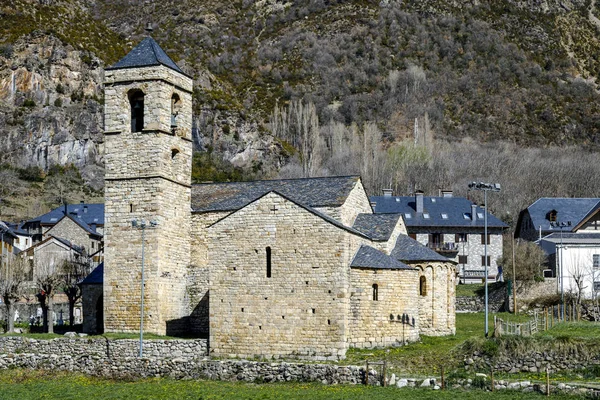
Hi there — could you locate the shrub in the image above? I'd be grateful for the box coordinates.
[56,84,65,94]
[23,99,36,108]
[54,98,62,107]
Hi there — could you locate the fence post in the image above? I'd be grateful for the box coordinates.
[383,360,387,387]
[365,361,369,385]
[491,367,495,391]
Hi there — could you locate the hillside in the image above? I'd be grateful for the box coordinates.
[1,0,600,222]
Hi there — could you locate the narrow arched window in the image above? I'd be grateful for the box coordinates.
[266,246,272,278]
[171,93,181,129]
[419,276,427,296]
[372,284,378,301]
[129,90,145,132]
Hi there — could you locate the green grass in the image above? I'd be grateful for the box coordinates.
[0,370,586,400]
[456,284,485,297]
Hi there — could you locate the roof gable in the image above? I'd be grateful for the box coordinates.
[27,204,104,227]
[208,190,371,240]
[81,263,103,285]
[107,37,184,74]
[527,198,600,232]
[192,176,361,213]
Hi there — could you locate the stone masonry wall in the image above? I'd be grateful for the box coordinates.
[208,192,366,360]
[416,263,456,336]
[103,64,192,336]
[0,337,207,359]
[339,179,373,227]
[82,284,102,333]
[349,268,420,347]
[44,216,98,254]
[414,228,503,282]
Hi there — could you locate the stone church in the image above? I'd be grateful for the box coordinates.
[98,37,456,360]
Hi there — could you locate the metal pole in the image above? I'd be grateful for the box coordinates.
[560,228,564,321]
[512,235,517,314]
[484,189,489,337]
[139,224,145,358]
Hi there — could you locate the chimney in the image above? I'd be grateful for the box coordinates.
[415,190,424,214]
[63,204,68,216]
[471,204,477,222]
[442,190,453,198]
[382,188,393,197]
[83,205,88,213]
[80,200,84,204]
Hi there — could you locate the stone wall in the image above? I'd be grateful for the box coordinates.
[465,350,600,375]
[208,192,365,360]
[44,216,99,254]
[103,63,193,336]
[0,337,207,359]
[349,268,420,347]
[511,279,557,312]
[416,263,456,335]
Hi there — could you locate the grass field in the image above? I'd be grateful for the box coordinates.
[0,370,589,400]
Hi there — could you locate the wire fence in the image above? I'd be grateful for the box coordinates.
[495,303,584,336]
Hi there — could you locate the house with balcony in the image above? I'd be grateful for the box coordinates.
[370,190,508,283]
[516,198,600,299]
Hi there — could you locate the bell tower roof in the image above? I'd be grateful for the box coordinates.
[107,37,184,74]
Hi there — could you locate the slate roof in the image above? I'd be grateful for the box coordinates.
[192,176,362,213]
[370,195,507,229]
[27,204,104,227]
[391,234,453,263]
[523,198,600,232]
[350,245,413,270]
[107,37,184,74]
[541,232,600,245]
[0,221,18,239]
[352,213,401,241]
[81,263,103,285]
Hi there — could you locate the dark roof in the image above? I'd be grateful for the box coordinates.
[352,214,401,241]
[107,37,184,74]
[350,245,413,270]
[208,190,371,240]
[541,232,600,244]
[5,222,29,236]
[192,176,362,213]
[27,203,104,227]
[0,221,18,239]
[81,263,103,285]
[370,195,507,229]
[391,234,453,263]
[525,198,600,232]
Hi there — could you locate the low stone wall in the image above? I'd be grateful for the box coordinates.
[0,337,208,359]
[456,296,506,313]
[464,351,600,374]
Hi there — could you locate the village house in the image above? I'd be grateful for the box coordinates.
[516,198,600,299]
[89,37,458,360]
[370,190,507,284]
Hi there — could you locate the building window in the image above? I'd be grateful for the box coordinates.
[171,93,181,130]
[481,255,491,267]
[441,213,448,219]
[419,276,427,296]
[481,234,491,245]
[458,255,468,264]
[266,246,272,278]
[455,233,468,243]
[372,284,378,301]
[593,254,600,269]
[128,89,145,132]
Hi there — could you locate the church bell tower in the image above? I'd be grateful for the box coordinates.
[103,37,193,335]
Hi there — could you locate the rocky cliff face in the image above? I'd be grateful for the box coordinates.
[0,33,105,188]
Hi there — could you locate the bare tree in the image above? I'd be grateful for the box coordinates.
[35,254,63,334]
[0,257,27,333]
[61,253,91,326]
[499,237,547,281]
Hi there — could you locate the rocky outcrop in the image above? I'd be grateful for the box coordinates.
[0,33,104,188]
